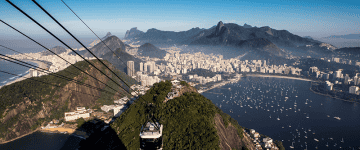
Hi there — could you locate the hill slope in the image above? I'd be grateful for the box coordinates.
[137,43,167,58]
[101,47,143,73]
[110,81,259,150]
[0,60,136,142]
[84,35,126,58]
[42,46,67,56]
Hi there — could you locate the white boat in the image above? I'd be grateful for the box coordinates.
[334,116,341,120]
[277,116,280,120]
[314,138,319,142]
[290,141,294,149]
[306,114,309,118]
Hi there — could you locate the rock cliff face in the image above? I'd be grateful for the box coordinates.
[124,27,144,39]
[0,60,134,142]
[214,113,256,150]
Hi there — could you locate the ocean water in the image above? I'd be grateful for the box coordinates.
[0,131,80,150]
[202,76,360,149]
[0,60,38,87]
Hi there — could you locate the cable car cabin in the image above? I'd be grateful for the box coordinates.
[140,121,163,150]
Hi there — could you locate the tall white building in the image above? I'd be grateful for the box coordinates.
[325,81,334,91]
[140,62,143,72]
[349,86,359,95]
[344,74,350,85]
[29,68,38,77]
[335,69,342,78]
[127,61,135,77]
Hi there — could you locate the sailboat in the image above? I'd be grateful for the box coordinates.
[277,115,280,120]
[269,114,271,118]
[305,132,307,138]
[326,142,328,147]
[290,141,294,149]
[341,138,344,143]
[306,114,309,118]
[305,99,308,104]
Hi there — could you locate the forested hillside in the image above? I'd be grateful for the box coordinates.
[0,60,137,142]
[111,80,258,150]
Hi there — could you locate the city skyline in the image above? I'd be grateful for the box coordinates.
[1,0,359,40]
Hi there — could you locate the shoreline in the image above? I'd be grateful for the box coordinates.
[199,74,315,94]
[0,59,51,89]
[309,82,360,104]
[0,128,41,145]
[246,74,315,82]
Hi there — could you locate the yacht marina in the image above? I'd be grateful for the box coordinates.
[202,76,360,149]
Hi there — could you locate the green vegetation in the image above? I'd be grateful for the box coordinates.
[76,118,86,128]
[161,92,219,149]
[110,80,172,149]
[274,140,285,150]
[180,80,189,87]
[0,60,136,140]
[111,80,247,149]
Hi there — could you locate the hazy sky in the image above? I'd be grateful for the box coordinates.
[1,0,359,40]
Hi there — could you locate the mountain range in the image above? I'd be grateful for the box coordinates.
[323,33,360,39]
[124,21,340,58]
[124,27,205,45]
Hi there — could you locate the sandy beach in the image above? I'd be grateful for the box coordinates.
[41,127,75,134]
[0,60,51,89]
[247,74,315,82]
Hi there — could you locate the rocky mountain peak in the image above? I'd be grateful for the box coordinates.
[215,21,225,36]
[105,32,112,37]
[124,27,144,39]
[243,23,252,28]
